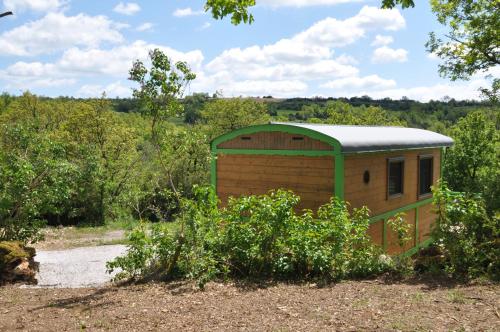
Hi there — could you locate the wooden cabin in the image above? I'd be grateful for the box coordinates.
[210,123,453,255]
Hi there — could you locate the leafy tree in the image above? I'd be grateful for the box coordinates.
[0,125,75,243]
[129,48,196,140]
[60,97,141,225]
[426,0,499,100]
[183,93,210,124]
[129,48,196,200]
[433,182,499,280]
[444,111,499,213]
[0,93,13,114]
[301,101,406,126]
[200,98,269,138]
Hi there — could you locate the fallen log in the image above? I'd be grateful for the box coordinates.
[0,241,38,285]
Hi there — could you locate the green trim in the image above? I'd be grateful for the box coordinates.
[399,237,434,258]
[440,147,445,178]
[415,206,419,247]
[210,153,217,189]
[383,218,388,251]
[334,154,345,200]
[214,148,335,157]
[369,197,433,223]
[210,124,342,153]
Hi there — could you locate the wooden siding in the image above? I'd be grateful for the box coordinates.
[217,154,334,211]
[217,131,332,151]
[418,202,436,242]
[368,220,384,247]
[344,148,441,216]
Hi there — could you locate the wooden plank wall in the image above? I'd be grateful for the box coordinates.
[217,132,332,151]
[418,202,436,243]
[345,148,440,251]
[217,154,334,211]
[368,220,384,247]
[344,148,441,216]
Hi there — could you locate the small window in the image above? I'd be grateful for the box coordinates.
[418,155,433,198]
[292,136,304,141]
[387,157,404,199]
[240,136,252,141]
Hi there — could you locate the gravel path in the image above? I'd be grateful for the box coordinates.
[31,245,127,288]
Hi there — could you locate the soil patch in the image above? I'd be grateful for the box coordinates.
[1,278,498,331]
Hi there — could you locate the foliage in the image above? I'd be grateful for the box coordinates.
[129,49,197,205]
[0,123,75,243]
[200,98,269,139]
[108,189,390,287]
[129,48,196,139]
[443,111,499,213]
[387,213,412,248]
[432,182,499,280]
[426,0,499,99]
[183,93,210,124]
[381,0,415,8]
[427,0,499,80]
[203,0,415,25]
[299,101,406,126]
[204,0,256,25]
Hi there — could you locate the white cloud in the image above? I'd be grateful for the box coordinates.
[0,13,124,56]
[199,22,211,30]
[136,22,154,32]
[0,41,204,84]
[258,0,363,7]
[199,6,404,96]
[371,34,394,47]
[3,0,65,13]
[335,54,359,65]
[173,7,205,17]
[192,75,308,97]
[372,46,408,63]
[292,6,404,49]
[358,80,488,101]
[113,2,140,16]
[0,63,76,89]
[321,75,396,90]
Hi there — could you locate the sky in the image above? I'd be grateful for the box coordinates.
[0,0,496,101]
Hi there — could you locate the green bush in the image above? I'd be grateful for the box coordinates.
[107,188,391,287]
[432,182,499,280]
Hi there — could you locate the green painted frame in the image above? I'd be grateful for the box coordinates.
[368,197,433,251]
[210,124,344,199]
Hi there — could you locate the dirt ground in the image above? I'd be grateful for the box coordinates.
[34,227,127,251]
[1,277,498,331]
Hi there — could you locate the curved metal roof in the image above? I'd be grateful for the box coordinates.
[270,122,454,153]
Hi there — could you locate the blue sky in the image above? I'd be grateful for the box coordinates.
[0,0,495,101]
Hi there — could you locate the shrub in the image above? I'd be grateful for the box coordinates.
[108,188,391,287]
[432,182,499,280]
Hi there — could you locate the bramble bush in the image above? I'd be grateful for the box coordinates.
[107,188,392,287]
[432,181,499,280]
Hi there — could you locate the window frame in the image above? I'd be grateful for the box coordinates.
[417,154,434,199]
[387,156,405,200]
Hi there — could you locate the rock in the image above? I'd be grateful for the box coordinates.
[0,241,38,285]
